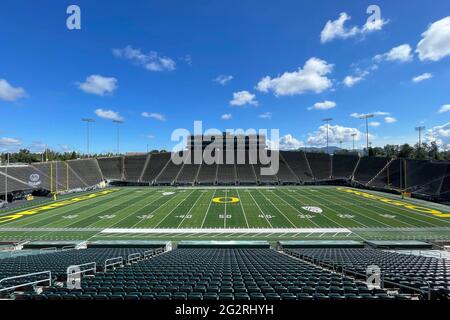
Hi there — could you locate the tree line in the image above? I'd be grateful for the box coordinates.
[0,143,448,164]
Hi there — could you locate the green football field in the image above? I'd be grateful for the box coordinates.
[0,186,449,242]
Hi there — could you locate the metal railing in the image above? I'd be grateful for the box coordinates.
[0,271,52,293]
[143,249,154,259]
[104,256,123,271]
[283,249,427,300]
[66,262,97,278]
[127,253,142,264]
[39,247,57,254]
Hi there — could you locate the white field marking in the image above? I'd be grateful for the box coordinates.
[126,190,192,229]
[7,188,134,228]
[330,188,450,227]
[269,190,320,227]
[153,190,197,228]
[318,188,413,228]
[177,190,209,228]
[256,189,297,228]
[32,189,142,239]
[94,189,168,229]
[236,189,250,228]
[246,189,274,228]
[200,189,218,228]
[224,190,227,228]
[278,189,368,238]
[84,190,177,241]
[100,228,351,234]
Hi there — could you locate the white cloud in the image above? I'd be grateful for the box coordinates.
[0,137,22,147]
[230,91,258,106]
[425,122,450,146]
[416,16,450,62]
[384,117,397,124]
[221,113,232,120]
[374,44,413,63]
[343,75,364,87]
[269,134,304,150]
[256,57,333,96]
[78,75,117,96]
[308,100,336,111]
[343,68,371,88]
[141,112,166,121]
[320,12,387,43]
[307,124,365,147]
[113,45,176,71]
[147,135,155,139]
[438,104,450,114]
[369,121,380,127]
[95,108,124,121]
[350,111,390,118]
[214,75,233,85]
[412,73,433,83]
[0,79,27,101]
[258,112,272,119]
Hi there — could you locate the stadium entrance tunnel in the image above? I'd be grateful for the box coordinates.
[212,196,240,204]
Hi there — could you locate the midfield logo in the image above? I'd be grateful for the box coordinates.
[301,206,323,213]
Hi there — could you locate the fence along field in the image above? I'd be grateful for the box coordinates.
[0,186,449,242]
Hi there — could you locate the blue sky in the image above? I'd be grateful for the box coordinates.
[1,0,449,154]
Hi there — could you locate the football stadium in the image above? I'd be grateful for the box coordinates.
[1,0,450,311]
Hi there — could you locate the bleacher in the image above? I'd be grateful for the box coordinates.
[280,151,313,182]
[140,153,171,184]
[68,159,103,187]
[124,155,148,182]
[331,154,359,179]
[7,247,415,301]
[368,158,403,189]
[405,160,448,198]
[276,156,299,185]
[306,153,331,181]
[155,153,183,185]
[197,164,217,185]
[252,150,278,185]
[175,151,200,185]
[285,248,450,299]
[216,165,237,185]
[353,157,389,185]
[97,157,123,181]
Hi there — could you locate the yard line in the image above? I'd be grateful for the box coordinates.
[246,190,273,228]
[267,189,320,228]
[153,190,196,228]
[330,188,450,227]
[279,188,369,229]
[310,189,396,228]
[200,189,218,228]
[176,190,207,228]
[236,189,250,228]
[94,189,170,228]
[224,189,227,228]
[4,189,135,228]
[321,189,419,228]
[255,189,297,227]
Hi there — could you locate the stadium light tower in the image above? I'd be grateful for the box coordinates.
[322,118,333,154]
[81,118,95,157]
[351,133,357,152]
[359,114,374,155]
[113,120,124,155]
[415,126,426,150]
[4,153,9,204]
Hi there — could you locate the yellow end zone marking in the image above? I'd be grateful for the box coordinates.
[212,197,240,204]
[336,187,450,218]
[0,189,120,224]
